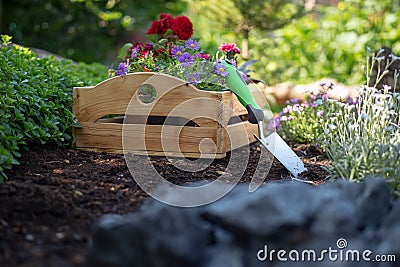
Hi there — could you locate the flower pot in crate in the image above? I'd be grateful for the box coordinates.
[72,72,264,159]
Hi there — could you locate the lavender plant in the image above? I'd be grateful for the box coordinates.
[325,84,400,194]
[273,48,400,195]
[324,49,400,195]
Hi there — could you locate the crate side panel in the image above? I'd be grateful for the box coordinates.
[223,122,258,151]
[73,73,155,122]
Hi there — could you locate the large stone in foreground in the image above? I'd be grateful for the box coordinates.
[89,178,398,267]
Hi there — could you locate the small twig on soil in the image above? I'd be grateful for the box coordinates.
[291,176,316,185]
[44,161,62,164]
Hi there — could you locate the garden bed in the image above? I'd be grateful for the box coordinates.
[0,142,328,267]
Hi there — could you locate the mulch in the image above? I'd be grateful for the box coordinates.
[0,142,329,267]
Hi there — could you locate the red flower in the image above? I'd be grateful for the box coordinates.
[147,20,161,35]
[147,13,174,35]
[153,47,167,57]
[142,66,152,72]
[172,15,193,40]
[218,43,241,54]
[146,13,194,40]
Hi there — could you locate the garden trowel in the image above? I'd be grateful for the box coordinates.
[222,60,306,177]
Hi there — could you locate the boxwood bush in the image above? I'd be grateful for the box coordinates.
[0,35,108,182]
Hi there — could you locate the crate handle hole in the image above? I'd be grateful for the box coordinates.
[96,115,200,127]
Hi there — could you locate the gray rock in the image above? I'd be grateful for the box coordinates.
[354,177,391,229]
[310,180,362,237]
[89,177,397,267]
[377,224,400,267]
[376,200,400,267]
[202,182,317,241]
[203,244,245,267]
[381,199,400,230]
[89,202,212,267]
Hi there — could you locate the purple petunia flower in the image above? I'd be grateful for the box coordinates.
[292,104,303,112]
[131,47,140,58]
[268,116,281,130]
[185,39,200,51]
[215,63,229,77]
[171,45,184,57]
[281,106,292,114]
[229,58,237,67]
[308,93,317,101]
[186,73,201,85]
[178,52,195,67]
[290,98,300,104]
[280,116,288,121]
[145,43,153,51]
[115,62,129,76]
[316,110,324,117]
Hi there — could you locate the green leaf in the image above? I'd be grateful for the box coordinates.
[1,35,12,46]
[71,121,83,128]
[117,43,133,59]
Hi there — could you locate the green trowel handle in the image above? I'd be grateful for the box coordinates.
[222,60,264,124]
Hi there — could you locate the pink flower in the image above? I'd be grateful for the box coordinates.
[196,53,210,60]
[218,43,241,54]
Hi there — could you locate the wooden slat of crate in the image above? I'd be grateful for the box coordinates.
[74,122,223,158]
[73,122,257,159]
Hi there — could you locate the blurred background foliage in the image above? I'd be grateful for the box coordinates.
[189,0,400,85]
[2,0,400,85]
[0,0,186,63]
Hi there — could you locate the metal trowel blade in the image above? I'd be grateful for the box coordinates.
[254,132,306,177]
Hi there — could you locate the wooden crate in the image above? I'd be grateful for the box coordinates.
[72,72,264,158]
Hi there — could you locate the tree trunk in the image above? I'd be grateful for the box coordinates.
[241,27,250,60]
[0,0,2,32]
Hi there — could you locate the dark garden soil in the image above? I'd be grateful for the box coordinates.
[0,142,330,267]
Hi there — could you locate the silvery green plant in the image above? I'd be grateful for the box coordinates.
[324,49,400,195]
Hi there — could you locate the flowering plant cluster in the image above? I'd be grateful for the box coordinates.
[110,13,242,91]
[272,49,400,195]
[269,82,337,146]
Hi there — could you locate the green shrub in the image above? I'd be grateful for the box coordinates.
[250,0,400,85]
[0,36,108,182]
